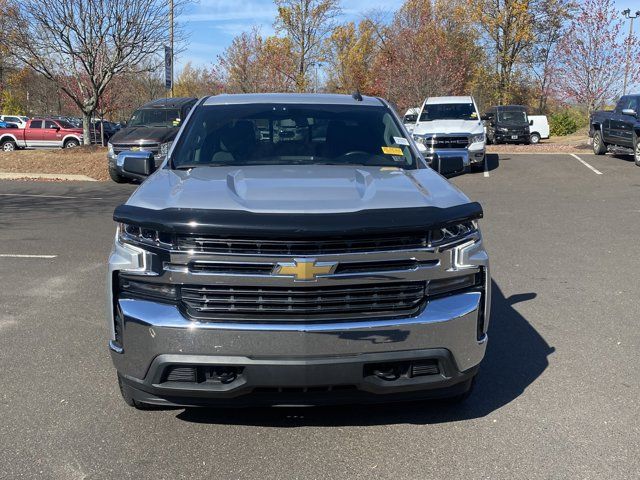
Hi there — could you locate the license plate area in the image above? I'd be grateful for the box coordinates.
[511,135,518,139]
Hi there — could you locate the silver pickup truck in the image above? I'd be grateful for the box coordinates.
[107,93,490,408]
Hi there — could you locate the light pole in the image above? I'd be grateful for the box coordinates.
[622,9,640,96]
[169,0,174,98]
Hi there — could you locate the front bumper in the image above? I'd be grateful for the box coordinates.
[110,290,488,406]
[494,133,529,143]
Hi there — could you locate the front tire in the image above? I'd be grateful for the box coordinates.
[593,130,607,155]
[1,140,17,152]
[634,133,640,167]
[530,132,540,144]
[64,139,79,149]
[109,167,129,183]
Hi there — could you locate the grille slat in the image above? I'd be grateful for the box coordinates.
[180,282,425,321]
[177,234,428,255]
[422,136,469,149]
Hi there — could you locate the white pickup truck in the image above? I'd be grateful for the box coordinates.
[412,96,486,171]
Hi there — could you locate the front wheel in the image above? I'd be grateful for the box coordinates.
[592,131,606,155]
[1,140,17,152]
[64,139,79,149]
[109,167,129,183]
[530,132,540,144]
[634,134,640,167]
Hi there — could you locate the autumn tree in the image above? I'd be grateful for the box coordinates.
[2,0,186,144]
[527,0,574,113]
[173,62,223,98]
[274,0,341,91]
[555,0,640,112]
[473,0,536,104]
[325,20,379,94]
[370,0,481,111]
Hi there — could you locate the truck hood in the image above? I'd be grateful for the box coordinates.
[413,119,484,136]
[125,165,471,214]
[109,126,178,145]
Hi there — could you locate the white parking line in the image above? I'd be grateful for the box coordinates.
[0,193,104,200]
[0,254,57,258]
[570,154,603,175]
[484,159,490,178]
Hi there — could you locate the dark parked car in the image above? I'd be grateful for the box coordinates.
[483,105,531,144]
[107,97,198,183]
[590,94,640,165]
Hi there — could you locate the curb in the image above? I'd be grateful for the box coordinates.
[0,172,98,182]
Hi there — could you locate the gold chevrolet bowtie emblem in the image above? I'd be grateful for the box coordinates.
[274,258,338,281]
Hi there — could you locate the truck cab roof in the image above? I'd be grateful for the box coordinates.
[202,93,385,107]
[424,96,474,105]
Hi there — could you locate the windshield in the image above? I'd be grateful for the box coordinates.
[171,104,418,169]
[129,108,181,128]
[497,110,528,124]
[419,103,478,121]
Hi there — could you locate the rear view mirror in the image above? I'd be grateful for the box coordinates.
[120,150,156,177]
[622,108,637,117]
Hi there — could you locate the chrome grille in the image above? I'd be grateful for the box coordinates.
[112,142,160,155]
[423,136,469,149]
[180,282,426,321]
[176,234,429,255]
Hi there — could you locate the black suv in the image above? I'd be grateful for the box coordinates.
[107,97,197,183]
[483,105,531,144]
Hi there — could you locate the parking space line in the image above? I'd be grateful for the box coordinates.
[0,254,57,258]
[0,193,104,200]
[570,154,603,175]
[484,159,490,178]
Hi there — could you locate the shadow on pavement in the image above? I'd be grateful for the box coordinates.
[177,281,554,426]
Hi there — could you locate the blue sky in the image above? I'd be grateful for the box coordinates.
[176,0,404,69]
[176,0,640,71]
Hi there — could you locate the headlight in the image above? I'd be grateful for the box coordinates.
[118,223,173,247]
[430,220,478,247]
[471,133,485,144]
[107,142,114,156]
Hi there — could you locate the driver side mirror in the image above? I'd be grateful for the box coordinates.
[529,119,534,126]
[622,108,637,117]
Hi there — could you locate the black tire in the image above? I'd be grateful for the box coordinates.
[117,374,154,410]
[530,132,540,144]
[109,167,129,184]
[1,139,17,152]
[634,133,640,167]
[64,139,79,149]
[592,130,607,155]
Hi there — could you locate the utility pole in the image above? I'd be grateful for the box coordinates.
[170,0,174,98]
[622,9,640,96]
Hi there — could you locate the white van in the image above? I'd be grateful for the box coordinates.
[528,115,550,144]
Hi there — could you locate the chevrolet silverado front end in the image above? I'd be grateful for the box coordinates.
[107,93,491,408]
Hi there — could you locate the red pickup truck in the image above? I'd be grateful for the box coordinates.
[0,118,83,152]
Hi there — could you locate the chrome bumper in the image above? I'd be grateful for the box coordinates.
[110,290,488,381]
[425,148,486,167]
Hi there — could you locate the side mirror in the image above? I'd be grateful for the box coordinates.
[622,108,637,117]
[529,119,534,126]
[119,150,156,177]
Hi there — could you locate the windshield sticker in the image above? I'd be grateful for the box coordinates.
[393,137,409,146]
[382,146,404,156]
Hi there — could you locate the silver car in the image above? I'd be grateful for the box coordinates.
[107,93,490,408]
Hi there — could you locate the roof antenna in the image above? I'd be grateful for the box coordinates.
[352,89,363,102]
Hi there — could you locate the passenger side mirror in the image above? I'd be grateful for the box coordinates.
[622,108,637,117]
[120,150,156,177]
[529,119,534,126]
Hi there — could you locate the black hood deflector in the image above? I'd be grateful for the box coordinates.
[113,203,483,238]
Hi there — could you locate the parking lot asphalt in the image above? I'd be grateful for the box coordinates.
[1,152,639,479]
